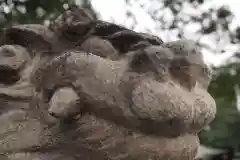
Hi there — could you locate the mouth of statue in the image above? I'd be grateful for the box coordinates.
[0,66,20,85]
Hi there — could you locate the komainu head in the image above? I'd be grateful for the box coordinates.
[0,7,216,160]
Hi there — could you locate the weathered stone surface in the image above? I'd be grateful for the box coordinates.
[51,5,95,40]
[48,87,80,119]
[0,7,216,160]
[79,36,118,59]
[0,45,31,85]
[102,30,164,53]
[1,24,59,55]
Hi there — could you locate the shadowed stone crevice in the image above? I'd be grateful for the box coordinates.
[0,66,20,85]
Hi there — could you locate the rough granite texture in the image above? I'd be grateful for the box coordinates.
[0,6,216,160]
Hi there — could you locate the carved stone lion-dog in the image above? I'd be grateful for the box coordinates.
[0,7,216,160]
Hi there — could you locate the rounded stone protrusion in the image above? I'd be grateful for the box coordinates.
[143,45,174,78]
[161,39,204,65]
[1,24,59,55]
[51,6,95,42]
[103,30,163,53]
[160,40,213,90]
[48,87,80,119]
[0,45,31,85]
[79,36,118,59]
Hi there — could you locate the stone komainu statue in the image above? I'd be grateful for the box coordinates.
[0,6,216,160]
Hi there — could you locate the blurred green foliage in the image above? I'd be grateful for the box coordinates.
[0,0,70,26]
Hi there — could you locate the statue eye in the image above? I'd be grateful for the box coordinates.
[170,58,190,69]
[130,51,153,72]
[1,48,15,57]
[132,52,149,64]
[43,88,55,102]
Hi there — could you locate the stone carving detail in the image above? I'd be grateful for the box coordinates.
[0,6,216,160]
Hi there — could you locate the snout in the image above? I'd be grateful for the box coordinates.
[131,78,193,137]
